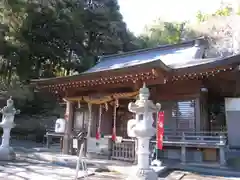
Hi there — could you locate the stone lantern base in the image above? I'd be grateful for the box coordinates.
[126,168,158,180]
[0,146,16,161]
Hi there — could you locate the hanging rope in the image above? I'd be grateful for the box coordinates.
[87,103,92,139]
[96,104,102,140]
[105,102,108,111]
[112,91,139,99]
[83,96,112,104]
[112,99,119,141]
[65,91,139,104]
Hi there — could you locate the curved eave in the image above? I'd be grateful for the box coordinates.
[31,60,172,87]
[173,54,240,75]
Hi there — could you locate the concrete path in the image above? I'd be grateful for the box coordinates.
[0,150,94,180]
[84,172,126,180]
[28,149,240,177]
[162,170,240,180]
[24,150,168,175]
[8,140,240,179]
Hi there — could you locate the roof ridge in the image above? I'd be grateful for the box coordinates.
[99,37,206,62]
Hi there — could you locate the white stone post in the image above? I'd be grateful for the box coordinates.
[2,127,11,148]
[219,135,226,166]
[181,132,186,164]
[127,83,161,180]
[0,97,20,161]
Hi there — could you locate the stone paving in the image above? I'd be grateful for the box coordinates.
[181,173,236,180]
[0,150,93,180]
[181,173,240,180]
[84,172,126,180]
[0,150,239,180]
[0,140,239,180]
[160,170,240,180]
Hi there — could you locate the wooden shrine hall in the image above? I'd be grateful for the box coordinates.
[31,38,240,164]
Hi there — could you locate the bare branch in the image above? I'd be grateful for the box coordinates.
[191,15,240,57]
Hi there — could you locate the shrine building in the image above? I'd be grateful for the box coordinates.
[31,38,240,164]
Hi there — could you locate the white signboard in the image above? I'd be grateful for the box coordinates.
[73,139,78,149]
[87,137,109,154]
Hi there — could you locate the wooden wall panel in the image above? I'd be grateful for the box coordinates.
[152,80,201,101]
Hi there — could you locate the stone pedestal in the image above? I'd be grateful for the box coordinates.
[127,84,161,180]
[0,123,16,160]
[127,137,158,180]
[126,168,158,180]
[0,146,16,161]
[0,97,19,161]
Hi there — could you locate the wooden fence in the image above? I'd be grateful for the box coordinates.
[111,131,227,164]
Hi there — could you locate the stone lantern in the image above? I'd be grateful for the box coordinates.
[127,84,161,180]
[0,97,20,160]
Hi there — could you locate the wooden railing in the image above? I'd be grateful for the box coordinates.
[111,131,227,163]
[111,139,136,161]
[161,131,227,148]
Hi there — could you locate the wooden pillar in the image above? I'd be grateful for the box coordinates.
[87,103,93,139]
[86,103,93,157]
[62,100,74,154]
[200,92,209,131]
[195,98,201,131]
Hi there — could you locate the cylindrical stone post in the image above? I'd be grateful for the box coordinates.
[181,132,186,164]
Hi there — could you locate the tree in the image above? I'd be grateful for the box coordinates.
[192,4,240,57]
[0,0,142,115]
[137,19,196,48]
[193,15,240,57]
[196,6,232,23]
[1,0,139,81]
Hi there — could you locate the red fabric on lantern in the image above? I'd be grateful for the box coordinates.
[96,127,100,140]
[112,128,116,141]
[157,111,164,150]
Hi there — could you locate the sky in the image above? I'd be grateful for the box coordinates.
[118,0,229,35]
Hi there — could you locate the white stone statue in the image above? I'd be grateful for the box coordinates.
[127,83,161,180]
[0,96,20,160]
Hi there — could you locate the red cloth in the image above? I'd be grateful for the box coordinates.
[112,128,116,141]
[96,127,100,140]
[157,111,164,150]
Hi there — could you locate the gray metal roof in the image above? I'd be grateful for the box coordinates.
[83,39,206,74]
[32,38,240,84]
